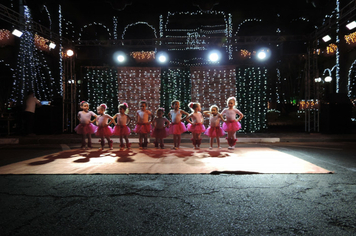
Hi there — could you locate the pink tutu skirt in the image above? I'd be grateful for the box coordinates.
[168,122,187,135]
[133,123,151,134]
[74,123,97,135]
[187,123,206,134]
[223,120,241,132]
[95,126,113,137]
[204,126,225,138]
[151,127,168,139]
[113,125,131,136]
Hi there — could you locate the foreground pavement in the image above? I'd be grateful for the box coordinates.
[0,141,356,235]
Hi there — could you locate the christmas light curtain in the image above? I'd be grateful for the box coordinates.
[117,67,161,131]
[160,68,191,116]
[190,66,236,127]
[84,67,119,115]
[236,67,268,133]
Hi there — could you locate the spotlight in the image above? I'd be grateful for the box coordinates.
[12,29,23,37]
[208,50,221,62]
[314,77,322,83]
[66,49,74,57]
[346,21,356,30]
[322,35,331,42]
[156,52,168,64]
[48,42,56,49]
[256,48,271,61]
[325,76,332,82]
[113,51,126,64]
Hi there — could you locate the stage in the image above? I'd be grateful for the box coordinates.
[0,145,333,174]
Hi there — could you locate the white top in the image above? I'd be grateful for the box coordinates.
[170,110,182,123]
[209,114,222,127]
[25,96,41,113]
[116,113,129,126]
[78,111,96,124]
[97,114,111,127]
[189,112,204,124]
[221,108,242,121]
[137,110,152,123]
[153,117,169,129]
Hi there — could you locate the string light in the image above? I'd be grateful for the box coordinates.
[237,67,268,133]
[345,31,356,45]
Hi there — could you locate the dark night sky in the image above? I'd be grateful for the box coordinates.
[21,0,336,34]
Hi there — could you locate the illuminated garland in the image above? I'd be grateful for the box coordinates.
[160,68,191,118]
[130,51,155,61]
[0,29,11,40]
[326,43,337,54]
[121,22,157,41]
[236,67,268,133]
[79,22,112,42]
[83,67,119,116]
[191,66,236,120]
[10,6,56,104]
[348,59,356,98]
[345,31,356,45]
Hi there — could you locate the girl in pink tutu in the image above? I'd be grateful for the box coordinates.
[112,103,132,150]
[95,104,114,150]
[75,101,97,149]
[203,105,226,149]
[167,100,189,150]
[133,100,154,149]
[186,102,206,149]
[151,108,170,149]
[221,97,244,149]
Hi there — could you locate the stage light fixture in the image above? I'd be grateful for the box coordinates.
[208,50,221,62]
[346,21,356,30]
[66,49,74,57]
[325,76,332,82]
[156,52,168,64]
[256,48,271,61]
[314,77,322,83]
[322,35,331,42]
[12,29,23,37]
[113,51,126,64]
[48,42,56,49]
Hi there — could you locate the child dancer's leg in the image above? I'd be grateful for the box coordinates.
[217,137,221,149]
[87,134,92,149]
[209,137,213,149]
[124,135,130,149]
[173,135,177,149]
[138,134,143,149]
[119,136,125,150]
[99,136,105,150]
[81,134,86,149]
[159,138,164,149]
[177,134,181,148]
[106,136,113,150]
[197,133,202,148]
[143,133,148,149]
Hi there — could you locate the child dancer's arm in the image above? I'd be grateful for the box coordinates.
[185,113,193,124]
[203,111,211,117]
[218,113,226,122]
[90,114,97,124]
[111,114,118,126]
[236,110,244,122]
[151,117,157,128]
[107,115,115,126]
[165,118,171,128]
[126,114,132,126]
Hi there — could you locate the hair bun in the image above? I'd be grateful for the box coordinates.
[100,104,107,109]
